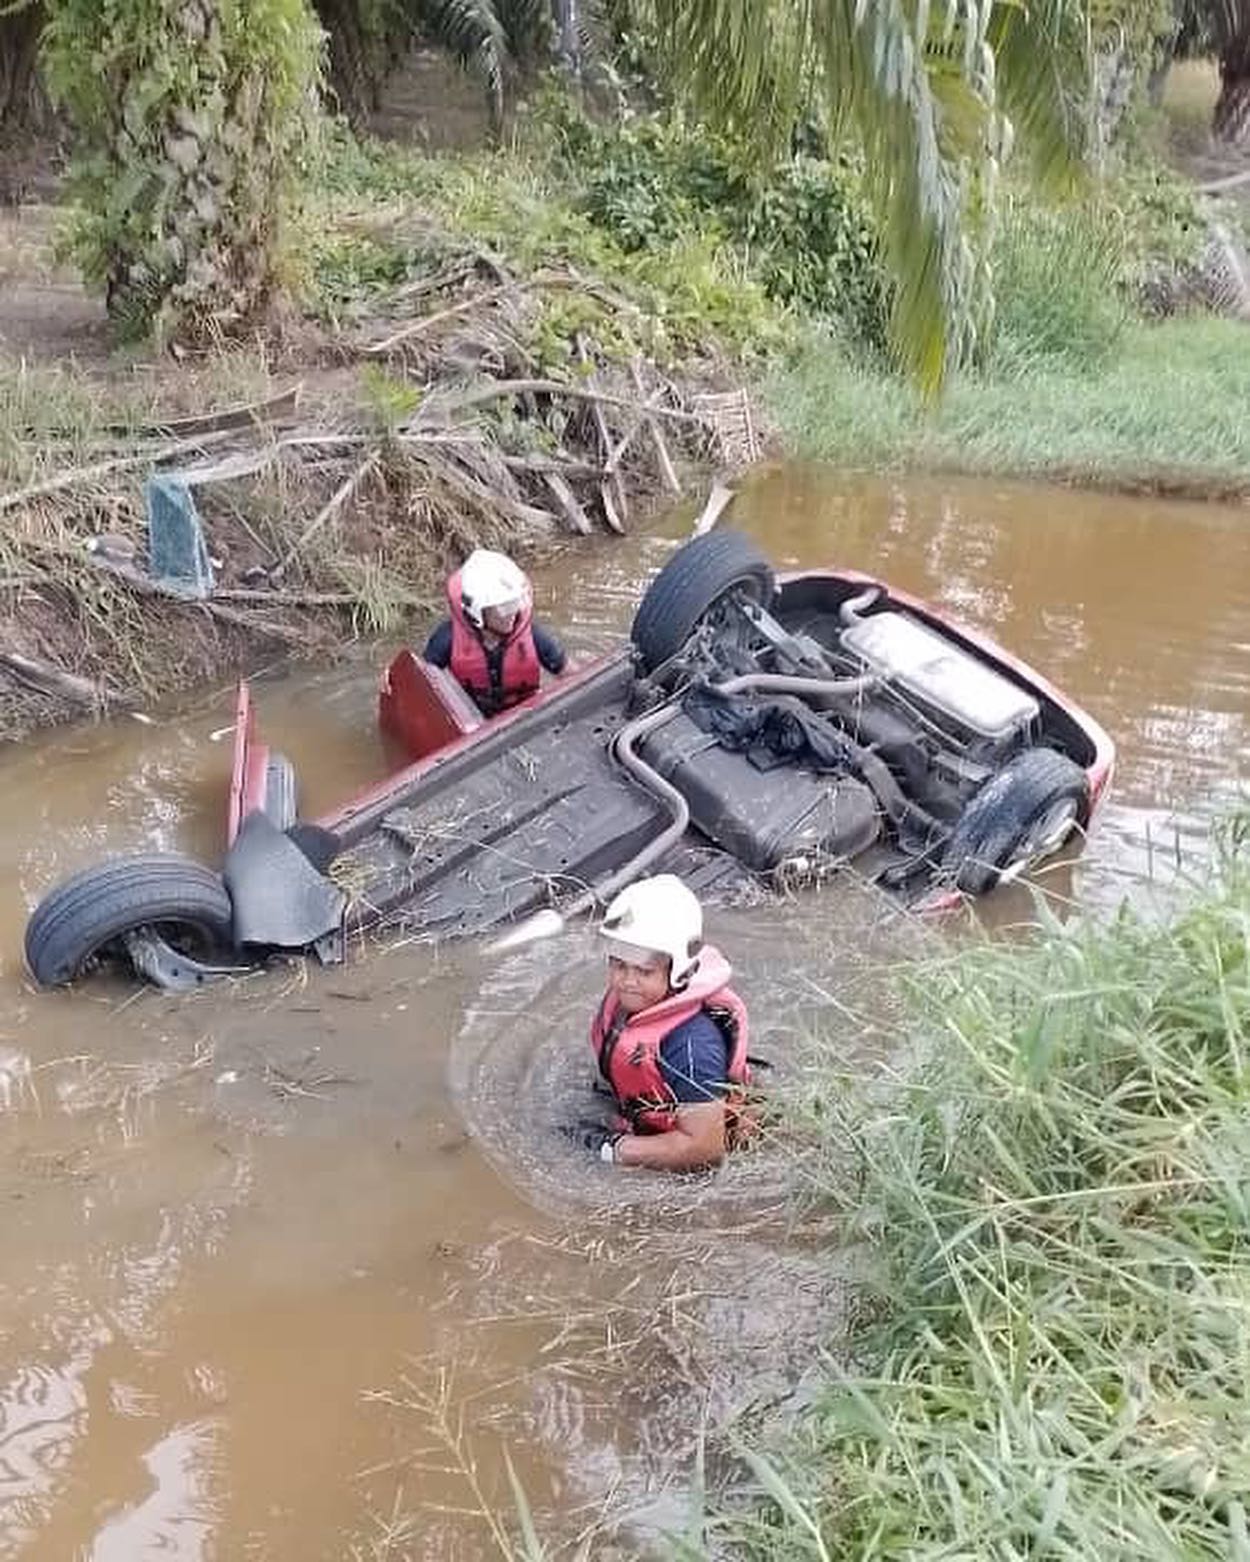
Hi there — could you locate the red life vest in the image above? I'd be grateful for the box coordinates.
[446,568,541,715]
[590,946,751,1138]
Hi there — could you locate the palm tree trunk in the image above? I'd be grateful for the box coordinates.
[311,0,381,120]
[1214,49,1250,144]
[44,0,321,339]
[0,3,47,134]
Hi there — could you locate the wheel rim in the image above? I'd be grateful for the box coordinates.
[1000,798,1081,883]
[698,578,771,647]
[83,917,227,977]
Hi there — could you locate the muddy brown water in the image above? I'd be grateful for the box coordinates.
[1,467,1248,1558]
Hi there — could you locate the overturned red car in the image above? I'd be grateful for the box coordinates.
[24,530,1114,990]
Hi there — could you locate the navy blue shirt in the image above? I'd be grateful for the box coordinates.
[658,1012,732,1103]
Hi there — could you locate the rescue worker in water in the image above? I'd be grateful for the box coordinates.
[584,875,751,1172]
[423,548,567,717]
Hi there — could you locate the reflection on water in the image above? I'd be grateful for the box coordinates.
[0,467,1248,1555]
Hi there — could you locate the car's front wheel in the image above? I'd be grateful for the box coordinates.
[631,529,776,673]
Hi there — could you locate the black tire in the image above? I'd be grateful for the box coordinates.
[944,749,1090,895]
[631,529,776,673]
[24,853,234,988]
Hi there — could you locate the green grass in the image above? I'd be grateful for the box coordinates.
[763,317,1250,492]
[730,818,1250,1560]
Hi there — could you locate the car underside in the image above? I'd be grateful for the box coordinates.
[23,531,1114,990]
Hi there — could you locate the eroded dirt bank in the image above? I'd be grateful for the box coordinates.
[0,197,755,746]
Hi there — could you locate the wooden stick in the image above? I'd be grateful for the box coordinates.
[598,482,625,536]
[629,359,682,493]
[111,384,303,439]
[0,430,237,516]
[605,406,659,476]
[431,378,703,423]
[576,334,628,530]
[1194,168,1250,194]
[365,287,515,355]
[500,453,602,478]
[692,480,736,537]
[278,431,603,481]
[541,471,593,535]
[278,450,379,573]
[211,588,383,606]
[0,650,122,708]
[86,555,310,644]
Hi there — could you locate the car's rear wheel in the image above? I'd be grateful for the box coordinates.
[631,530,776,673]
[24,854,235,988]
[944,749,1090,895]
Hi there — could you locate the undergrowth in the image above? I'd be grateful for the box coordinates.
[306,122,789,366]
[765,315,1250,491]
[731,815,1250,1559]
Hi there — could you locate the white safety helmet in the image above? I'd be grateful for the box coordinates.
[600,874,703,987]
[458,548,529,627]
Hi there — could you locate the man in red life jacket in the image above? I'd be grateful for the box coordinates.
[586,874,751,1172]
[423,548,567,717]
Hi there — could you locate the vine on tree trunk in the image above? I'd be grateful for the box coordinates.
[42,0,324,341]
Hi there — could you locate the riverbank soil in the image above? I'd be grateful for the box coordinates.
[0,48,756,745]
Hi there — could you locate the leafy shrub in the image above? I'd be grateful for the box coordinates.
[309,125,788,363]
[1108,156,1208,276]
[550,107,890,353]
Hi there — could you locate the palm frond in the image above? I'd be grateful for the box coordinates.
[634,0,1089,390]
[1207,0,1250,56]
[419,0,508,120]
[495,0,553,63]
[987,0,1090,195]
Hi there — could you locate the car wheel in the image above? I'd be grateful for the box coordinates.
[631,529,776,673]
[944,749,1090,895]
[24,853,235,988]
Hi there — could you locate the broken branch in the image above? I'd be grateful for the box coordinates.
[279,450,380,573]
[0,431,237,516]
[0,650,123,709]
[630,360,682,495]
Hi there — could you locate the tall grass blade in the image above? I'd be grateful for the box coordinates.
[503,1450,546,1562]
